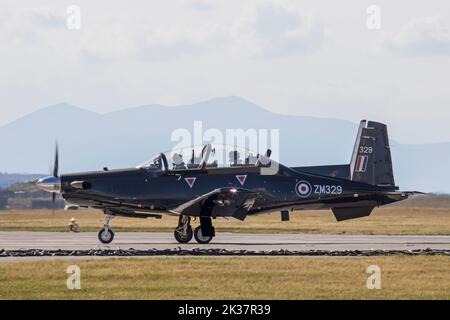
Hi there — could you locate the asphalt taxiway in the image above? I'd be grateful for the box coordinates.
[1,231,450,251]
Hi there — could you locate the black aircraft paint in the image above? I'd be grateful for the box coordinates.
[37,120,418,244]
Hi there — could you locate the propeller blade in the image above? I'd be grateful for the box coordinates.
[51,143,59,206]
[53,142,59,177]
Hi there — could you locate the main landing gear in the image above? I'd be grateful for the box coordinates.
[174,216,193,243]
[98,214,115,244]
[96,212,215,245]
[174,216,215,244]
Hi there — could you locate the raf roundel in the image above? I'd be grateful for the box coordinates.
[295,180,312,198]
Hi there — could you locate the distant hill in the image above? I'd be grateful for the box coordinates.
[0,96,448,192]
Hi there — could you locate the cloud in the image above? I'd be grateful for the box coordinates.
[80,19,229,62]
[0,6,69,54]
[1,6,65,33]
[25,7,66,29]
[137,23,229,60]
[81,2,323,61]
[1,2,323,62]
[231,2,323,58]
[183,0,216,11]
[379,17,450,57]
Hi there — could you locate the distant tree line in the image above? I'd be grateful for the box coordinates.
[0,190,14,210]
[0,181,60,210]
[0,173,45,189]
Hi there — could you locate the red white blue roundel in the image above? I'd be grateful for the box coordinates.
[295,180,312,198]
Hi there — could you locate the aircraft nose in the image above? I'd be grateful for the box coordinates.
[36,176,61,193]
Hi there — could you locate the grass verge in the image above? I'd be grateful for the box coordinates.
[0,207,450,235]
[0,256,449,299]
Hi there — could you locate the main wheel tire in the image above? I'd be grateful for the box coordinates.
[194,226,213,244]
[174,225,193,243]
[98,228,114,244]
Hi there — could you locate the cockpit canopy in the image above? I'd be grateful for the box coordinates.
[138,144,272,172]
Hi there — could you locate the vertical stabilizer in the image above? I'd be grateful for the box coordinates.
[350,120,395,186]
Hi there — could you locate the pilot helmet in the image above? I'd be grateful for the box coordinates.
[172,153,183,165]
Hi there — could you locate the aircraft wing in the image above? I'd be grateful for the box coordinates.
[170,187,258,220]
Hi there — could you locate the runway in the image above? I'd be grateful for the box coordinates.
[1,231,450,252]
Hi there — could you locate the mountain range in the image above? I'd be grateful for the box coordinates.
[0,96,448,193]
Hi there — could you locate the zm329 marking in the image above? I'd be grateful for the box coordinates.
[314,185,343,195]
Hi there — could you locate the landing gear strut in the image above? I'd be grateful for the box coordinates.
[98,213,115,244]
[174,215,193,243]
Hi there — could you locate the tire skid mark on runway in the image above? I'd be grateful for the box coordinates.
[1,248,450,258]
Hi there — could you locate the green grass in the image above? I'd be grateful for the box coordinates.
[1,256,450,299]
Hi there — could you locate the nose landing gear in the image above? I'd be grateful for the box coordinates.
[98,214,115,244]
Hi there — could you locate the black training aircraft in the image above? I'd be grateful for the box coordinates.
[37,120,416,244]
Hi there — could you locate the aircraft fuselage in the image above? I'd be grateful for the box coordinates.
[60,164,398,219]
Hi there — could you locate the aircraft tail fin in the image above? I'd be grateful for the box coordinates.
[349,120,395,187]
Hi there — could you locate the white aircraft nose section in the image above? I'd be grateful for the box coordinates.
[36,176,61,193]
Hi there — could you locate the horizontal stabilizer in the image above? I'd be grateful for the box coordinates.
[379,191,425,202]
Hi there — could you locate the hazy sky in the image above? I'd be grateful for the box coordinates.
[1,0,450,144]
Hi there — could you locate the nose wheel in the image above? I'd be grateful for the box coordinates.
[98,228,115,244]
[98,213,115,244]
